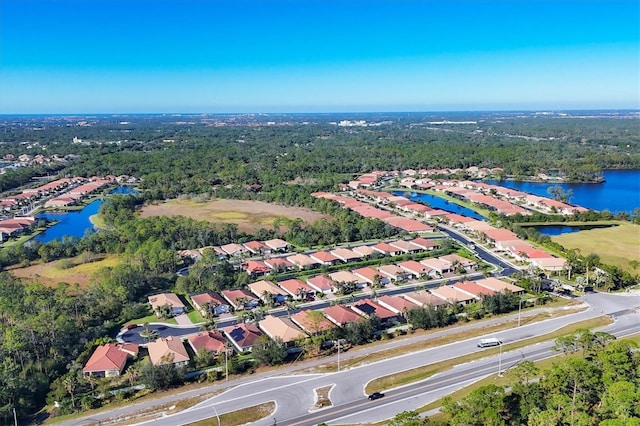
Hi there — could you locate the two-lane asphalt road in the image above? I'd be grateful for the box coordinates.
[134,292,639,426]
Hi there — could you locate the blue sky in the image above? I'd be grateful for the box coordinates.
[1,0,638,113]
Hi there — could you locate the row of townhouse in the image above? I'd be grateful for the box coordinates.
[443,216,567,273]
[178,238,292,261]
[312,192,435,233]
[241,237,442,277]
[343,167,505,190]
[148,251,479,323]
[431,179,588,216]
[87,275,525,377]
[348,183,567,275]
[0,176,114,213]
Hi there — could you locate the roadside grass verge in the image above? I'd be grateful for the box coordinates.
[304,300,583,375]
[46,385,224,425]
[185,401,275,426]
[364,316,613,394]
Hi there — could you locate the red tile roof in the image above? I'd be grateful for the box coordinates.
[83,343,137,374]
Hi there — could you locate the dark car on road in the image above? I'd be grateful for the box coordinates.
[368,392,385,401]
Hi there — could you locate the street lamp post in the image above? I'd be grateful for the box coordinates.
[517,299,525,327]
[498,341,503,377]
[337,340,340,372]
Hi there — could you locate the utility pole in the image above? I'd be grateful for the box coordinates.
[337,340,340,372]
[518,299,524,327]
[498,341,503,377]
[13,407,17,426]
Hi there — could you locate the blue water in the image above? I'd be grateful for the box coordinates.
[534,224,618,236]
[110,185,138,195]
[35,186,138,243]
[36,199,102,242]
[487,170,640,215]
[392,191,486,220]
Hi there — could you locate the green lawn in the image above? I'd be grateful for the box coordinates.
[552,221,640,272]
[186,309,205,324]
[131,313,177,326]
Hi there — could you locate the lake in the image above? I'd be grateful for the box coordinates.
[532,223,619,236]
[392,190,486,220]
[487,169,640,215]
[36,186,138,243]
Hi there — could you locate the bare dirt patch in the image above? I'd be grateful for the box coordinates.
[312,385,334,410]
[139,198,328,233]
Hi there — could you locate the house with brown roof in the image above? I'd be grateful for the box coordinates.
[352,266,389,286]
[420,258,452,277]
[243,240,268,255]
[330,248,362,263]
[351,299,398,326]
[263,238,292,253]
[242,259,272,277]
[222,323,263,352]
[247,280,287,304]
[187,330,227,355]
[376,295,419,317]
[190,291,229,316]
[431,285,478,305]
[220,243,248,257]
[264,257,295,272]
[453,280,495,298]
[278,278,315,300]
[83,343,138,377]
[286,253,320,270]
[323,305,362,327]
[389,240,422,254]
[258,315,306,345]
[371,242,403,256]
[290,310,335,335]
[221,288,259,311]
[307,275,335,294]
[402,291,449,308]
[475,278,525,295]
[377,264,411,282]
[148,293,185,317]
[439,254,476,272]
[309,250,340,265]
[329,270,366,289]
[397,260,431,278]
[351,245,378,258]
[147,337,190,366]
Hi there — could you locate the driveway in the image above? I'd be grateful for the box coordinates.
[174,313,193,326]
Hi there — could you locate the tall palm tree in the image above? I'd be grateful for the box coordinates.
[126,364,141,387]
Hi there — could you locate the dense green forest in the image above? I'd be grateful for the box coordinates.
[1,113,639,199]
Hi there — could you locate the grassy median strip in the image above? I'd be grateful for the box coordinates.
[364,316,613,394]
[185,401,276,426]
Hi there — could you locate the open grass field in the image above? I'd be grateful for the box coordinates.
[9,254,122,288]
[139,198,328,233]
[552,221,640,272]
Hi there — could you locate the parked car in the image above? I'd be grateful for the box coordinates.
[125,324,137,330]
[368,392,385,400]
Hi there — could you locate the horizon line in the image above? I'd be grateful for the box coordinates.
[1,108,639,117]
